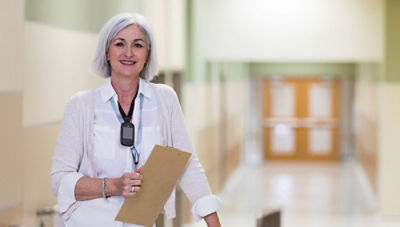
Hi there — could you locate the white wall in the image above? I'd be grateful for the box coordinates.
[23,22,104,127]
[195,0,383,62]
[143,0,185,71]
[22,0,186,127]
[0,0,24,92]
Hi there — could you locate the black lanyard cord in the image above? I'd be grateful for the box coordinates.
[118,89,139,123]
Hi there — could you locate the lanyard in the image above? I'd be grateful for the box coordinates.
[118,89,138,123]
[110,93,144,170]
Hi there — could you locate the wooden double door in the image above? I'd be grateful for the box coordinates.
[263,78,340,161]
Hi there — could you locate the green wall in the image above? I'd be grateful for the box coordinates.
[25,0,143,33]
[355,63,382,83]
[385,0,400,82]
[250,63,356,77]
[195,61,357,84]
[206,62,250,83]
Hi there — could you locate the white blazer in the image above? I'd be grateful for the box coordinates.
[50,79,219,224]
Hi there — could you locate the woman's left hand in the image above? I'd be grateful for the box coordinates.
[112,167,144,197]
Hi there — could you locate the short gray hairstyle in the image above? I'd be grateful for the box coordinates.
[91,13,158,81]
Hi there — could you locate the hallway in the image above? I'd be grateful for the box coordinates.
[1,1,400,226]
[184,161,400,227]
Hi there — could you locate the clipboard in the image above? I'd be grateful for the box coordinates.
[115,145,191,226]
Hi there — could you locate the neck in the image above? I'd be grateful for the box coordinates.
[111,76,139,104]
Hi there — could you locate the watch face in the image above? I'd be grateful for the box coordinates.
[121,122,135,146]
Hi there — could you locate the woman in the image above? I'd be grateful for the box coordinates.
[51,13,221,227]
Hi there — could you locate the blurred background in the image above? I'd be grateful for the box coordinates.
[0,0,399,226]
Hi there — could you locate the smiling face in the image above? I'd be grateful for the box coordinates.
[107,24,149,79]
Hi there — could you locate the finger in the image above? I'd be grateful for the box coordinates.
[124,185,140,197]
[123,190,136,197]
[134,185,141,192]
[124,180,142,190]
[131,172,143,180]
[124,185,132,192]
[136,166,144,173]
[122,174,134,185]
[131,180,142,186]
[131,185,141,193]
[122,173,140,182]
[124,185,136,195]
[122,172,134,181]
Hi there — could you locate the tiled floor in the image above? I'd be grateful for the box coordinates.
[183,161,400,227]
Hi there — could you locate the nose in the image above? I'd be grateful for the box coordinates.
[124,46,133,57]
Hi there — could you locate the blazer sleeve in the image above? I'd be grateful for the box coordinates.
[50,95,85,214]
[167,87,220,220]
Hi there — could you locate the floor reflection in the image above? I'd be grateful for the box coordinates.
[184,161,400,227]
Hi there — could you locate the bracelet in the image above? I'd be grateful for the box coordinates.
[102,177,108,199]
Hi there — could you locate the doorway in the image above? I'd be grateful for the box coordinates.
[263,77,340,161]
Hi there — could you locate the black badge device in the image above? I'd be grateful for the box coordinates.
[118,90,138,147]
[121,121,135,146]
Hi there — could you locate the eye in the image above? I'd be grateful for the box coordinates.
[115,42,124,47]
[134,43,144,48]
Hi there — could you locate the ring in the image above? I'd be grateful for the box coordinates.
[131,186,135,193]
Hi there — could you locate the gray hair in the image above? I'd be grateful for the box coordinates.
[91,13,158,81]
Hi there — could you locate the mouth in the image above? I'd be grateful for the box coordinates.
[120,60,136,65]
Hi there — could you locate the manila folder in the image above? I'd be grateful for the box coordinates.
[115,145,191,225]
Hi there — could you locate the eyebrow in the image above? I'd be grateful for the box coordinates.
[113,37,146,43]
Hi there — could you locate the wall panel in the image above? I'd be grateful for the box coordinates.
[354,73,380,194]
[0,94,23,225]
[22,122,60,226]
[379,84,400,216]
[0,0,24,91]
[0,95,23,207]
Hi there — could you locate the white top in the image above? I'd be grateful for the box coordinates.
[93,78,160,176]
[51,79,220,226]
